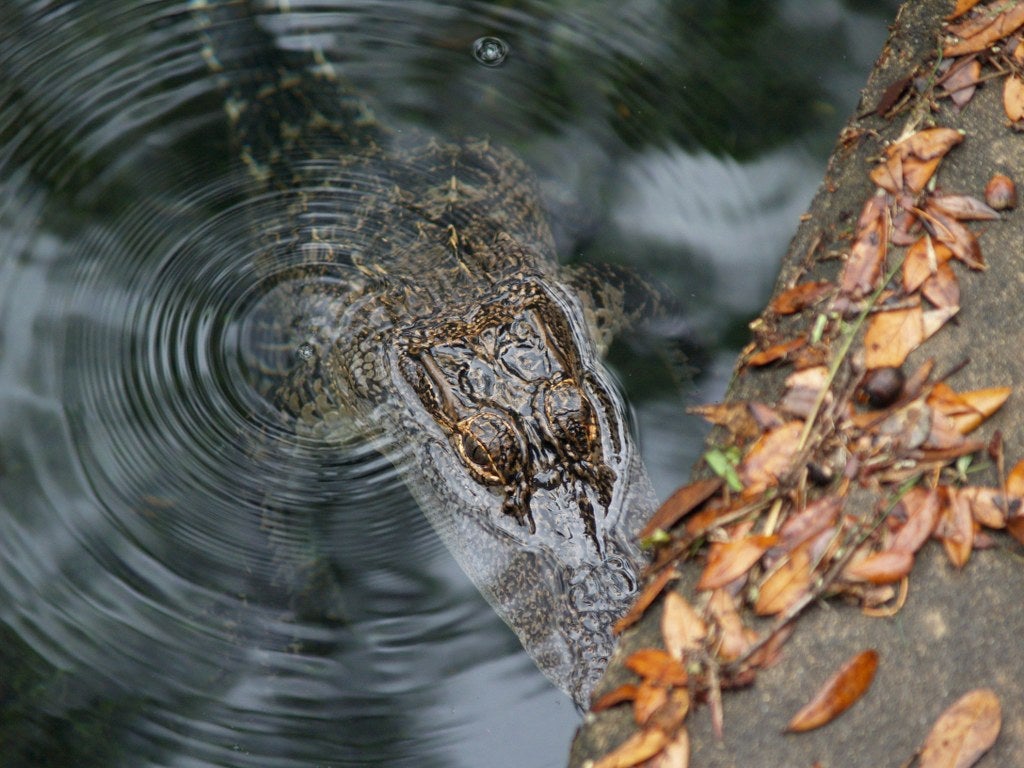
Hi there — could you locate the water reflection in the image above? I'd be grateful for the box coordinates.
[0,1,897,766]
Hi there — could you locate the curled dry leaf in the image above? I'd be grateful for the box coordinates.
[925,205,985,270]
[786,649,879,733]
[697,534,778,591]
[952,1,990,20]
[688,401,761,441]
[921,262,960,310]
[661,592,707,662]
[944,4,1024,56]
[843,548,914,585]
[928,193,1000,221]
[592,684,640,713]
[897,127,964,162]
[782,366,831,418]
[708,589,756,662]
[738,420,804,494]
[904,237,953,294]
[747,335,807,367]
[863,306,925,369]
[641,727,689,768]
[864,305,958,370]
[615,567,678,635]
[943,58,982,109]
[937,489,974,568]
[634,683,670,726]
[918,689,1001,768]
[592,728,670,768]
[957,486,1007,529]
[945,0,983,22]
[839,195,887,298]
[777,496,843,553]
[1006,458,1024,497]
[928,383,1012,435]
[1004,74,1024,123]
[625,649,688,688]
[755,542,812,616]
[880,128,963,193]
[640,478,723,539]
[891,486,941,553]
[769,281,832,315]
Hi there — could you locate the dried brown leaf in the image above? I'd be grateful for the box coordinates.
[926,206,985,270]
[904,237,953,294]
[921,263,960,310]
[747,335,807,367]
[958,486,1007,529]
[634,682,669,726]
[929,193,1000,221]
[864,306,925,369]
[918,689,1001,768]
[896,127,964,162]
[661,592,708,662]
[615,567,678,635]
[755,543,812,616]
[943,58,982,109]
[777,496,843,553]
[688,401,762,442]
[785,650,879,732]
[738,420,804,494]
[938,489,974,568]
[640,727,689,768]
[892,486,941,553]
[945,0,983,22]
[929,383,1012,434]
[946,6,999,36]
[640,478,723,539]
[1007,458,1024,496]
[593,728,671,768]
[697,534,778,591]
[781,366,831,419]
[770,281,833,315]
[708,589,756,662]
[945,4,1024,56]
[843,548,914,584]
[592,684,640,712]
[625,649,688,687]
[839,195,887,298]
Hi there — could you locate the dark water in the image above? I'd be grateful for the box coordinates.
[0,1,898,766]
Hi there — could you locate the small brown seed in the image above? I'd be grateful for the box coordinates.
[857,367,905,409]
[984,173,1017,211]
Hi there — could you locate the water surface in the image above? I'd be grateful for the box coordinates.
[0,1,898,766]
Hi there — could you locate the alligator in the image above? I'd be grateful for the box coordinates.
[192,0,659,706]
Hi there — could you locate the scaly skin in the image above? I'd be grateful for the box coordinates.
[193,0,657,705]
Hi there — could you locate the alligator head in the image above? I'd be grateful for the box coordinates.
[380,272,655,705]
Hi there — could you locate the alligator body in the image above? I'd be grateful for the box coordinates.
[194,0,658,705]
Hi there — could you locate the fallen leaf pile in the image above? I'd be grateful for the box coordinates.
[590,5,1023,766]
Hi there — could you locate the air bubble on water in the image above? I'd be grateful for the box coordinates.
[472,36,509,68]
[297,342,314,360]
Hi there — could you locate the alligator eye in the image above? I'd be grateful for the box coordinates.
[455,412,523,485]
[542,379,598,459]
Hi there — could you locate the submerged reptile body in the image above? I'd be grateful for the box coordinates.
[195,0,657,704]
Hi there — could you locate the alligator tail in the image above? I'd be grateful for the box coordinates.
[190,0,386,187]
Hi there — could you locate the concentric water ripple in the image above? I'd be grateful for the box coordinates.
[0,1,899,766]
